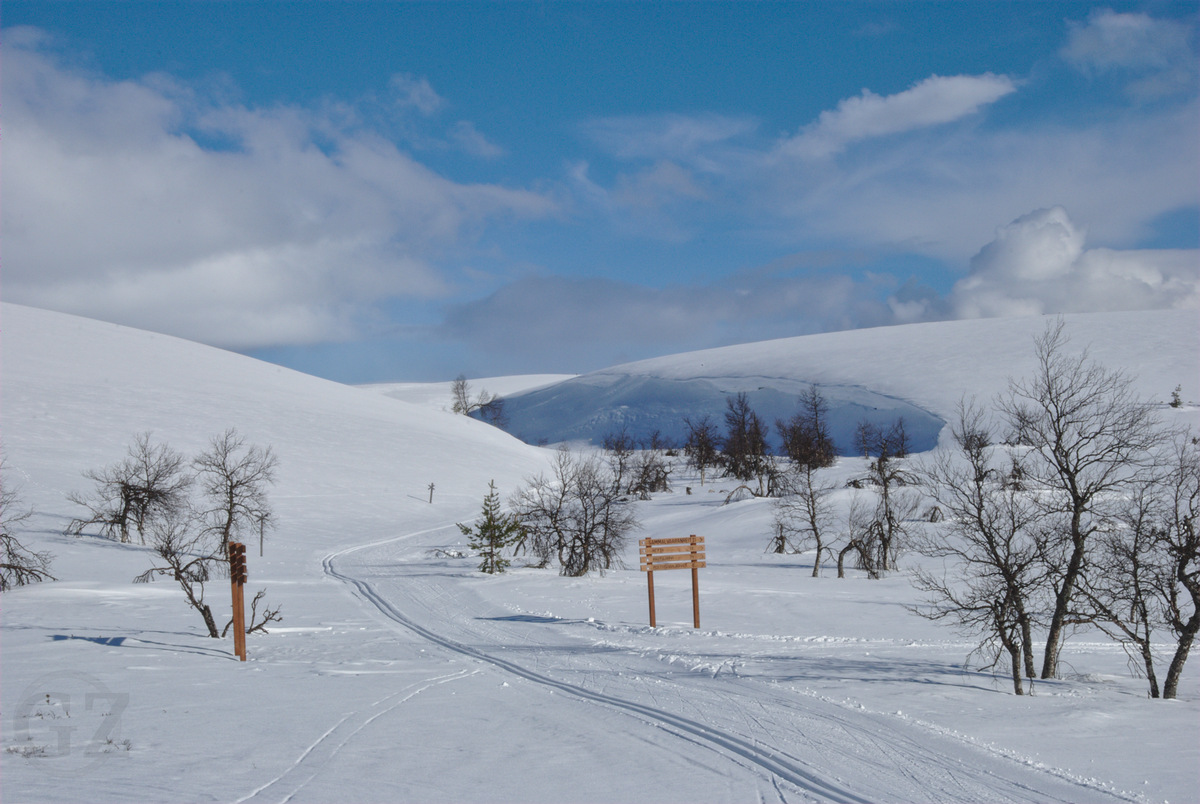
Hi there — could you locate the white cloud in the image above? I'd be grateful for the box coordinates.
[388,73,445,116]
[780,74,1017,159]
[1061,9,1198,99]
[766,99,1199,261]
[450,120,506,158]
[2,38,554,349]
[1062,9,1192,73]
[583,113,757,170]
[949,207,1199,319]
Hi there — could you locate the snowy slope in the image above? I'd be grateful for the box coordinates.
[489,310,1198,450]
[360,374,576,412]
[2,302,1198,804]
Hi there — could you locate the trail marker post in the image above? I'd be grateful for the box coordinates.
[638,535,705,628]
[228,542,248,661]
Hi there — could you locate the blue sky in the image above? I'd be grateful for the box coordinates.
[3,2,1197,382]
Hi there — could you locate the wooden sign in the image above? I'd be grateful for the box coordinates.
[638,535,705,628]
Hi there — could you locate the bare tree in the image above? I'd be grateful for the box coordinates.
[853,417,918,573]
[1066,430,1199,699]
[134,508,223,637]
[683,415,722,486]
[723,393,773,492]
[912,400,1046,692]
[1158,431,1200,699]
[452,374,498,413]
[772,462,837,575]
[1,464,55,591]
[627,446,672,499]
[1072,477,1168,696]
[477,397,508,428]
[838,493,879,579]
[66,433,191,543]
[999,320,1163,679]
[194,429,277,551]
[510,447,639,576]
[135,506,281,639]
[778,385,836,470]
[603,427,637,495]
[607,430,673,500]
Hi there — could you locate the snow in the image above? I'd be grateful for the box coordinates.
[359,375,576,413]
[2,301,1198,803]
[485,310,1198,451]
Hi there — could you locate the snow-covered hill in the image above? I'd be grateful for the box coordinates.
[2,302,1197,803]
[484,310,1197,449]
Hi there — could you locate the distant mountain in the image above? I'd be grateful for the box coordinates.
[485,310,1198,453]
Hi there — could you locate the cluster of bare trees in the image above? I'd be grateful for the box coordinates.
[603,428,673,500]
[66,433,192,544]
[68,429,281,638]
[508,446,639,577]
[682,392,781,496]
[912,322,1198,697]
[767,381,919,581]
[1,461,55,591]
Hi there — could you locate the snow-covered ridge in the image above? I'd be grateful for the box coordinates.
[486,309,1198,449]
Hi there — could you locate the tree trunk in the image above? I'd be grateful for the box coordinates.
[1162,610,1198,699]
[1042,514,1087,679]
[1017,612,1036,679]
[837,542,855,578]
[1141,638,1161,699]
[1006,640,1025,695]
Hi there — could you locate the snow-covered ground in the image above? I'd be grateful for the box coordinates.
[2,302,1197,803]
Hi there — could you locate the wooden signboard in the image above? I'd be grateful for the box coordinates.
[638,535,705,628]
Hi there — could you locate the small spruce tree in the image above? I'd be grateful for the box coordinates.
[459,481,523,574]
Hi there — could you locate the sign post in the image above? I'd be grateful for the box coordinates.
[638,535,705,628]
[228,542,248,661]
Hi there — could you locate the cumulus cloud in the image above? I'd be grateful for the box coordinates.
[1061,9,1197,98]
[949,207,1199,318]
[2,33,553,349]
[780,74,1017,159]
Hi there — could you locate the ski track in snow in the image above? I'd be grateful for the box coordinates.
[234,669,479,804]
[319,523,1139,804]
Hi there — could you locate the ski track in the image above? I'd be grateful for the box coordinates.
[234,668,479,804]
[312,523,1141,804]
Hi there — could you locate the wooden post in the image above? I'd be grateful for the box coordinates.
[646,569,657,628]
[229,542,248,661]
[692,564,700,628]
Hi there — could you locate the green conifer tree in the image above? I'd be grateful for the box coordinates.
[458,480,523,574]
